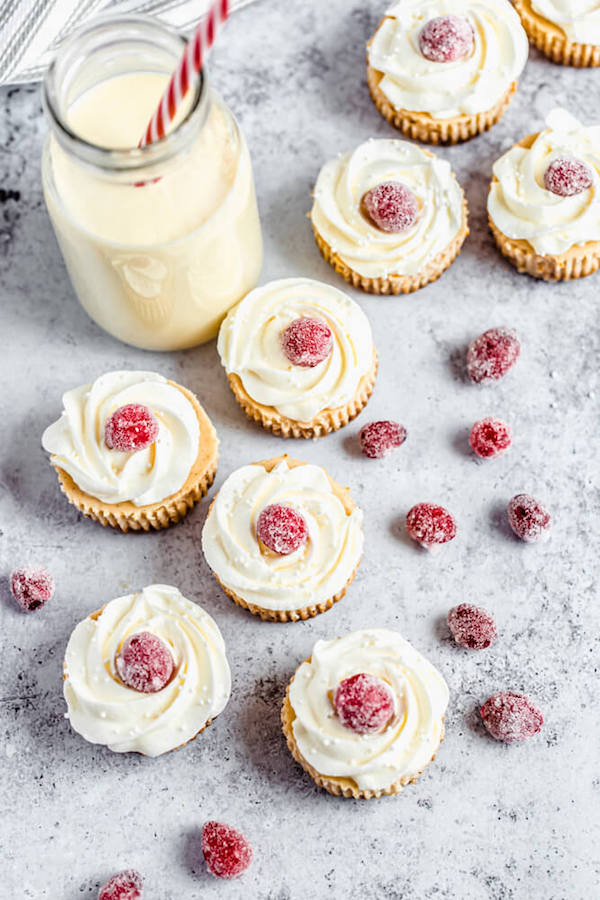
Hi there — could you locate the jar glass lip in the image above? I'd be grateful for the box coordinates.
[42,14,207,174]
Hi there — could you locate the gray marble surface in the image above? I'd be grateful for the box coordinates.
[1,1,599,897]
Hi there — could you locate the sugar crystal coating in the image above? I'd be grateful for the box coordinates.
[104,404,159,453]
[363,181,418,233]
[406,503,457,549]
[507,493,552,543]
[447,603,498,650]
[116,631,174,693]
[9,565,54,612]
[469,417,512,458]
[98,869,143,900]
[481,691,543,742]
[333,672,395,734]
[359,420,407,459]
[201,821,253,879]
[256,503,308,555]
[419,15,474,63]
[467,328,520,384]
[281,317,333,367]
[544,156,592,197]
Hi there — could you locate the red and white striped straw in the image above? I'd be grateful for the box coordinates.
[139,0,230,147]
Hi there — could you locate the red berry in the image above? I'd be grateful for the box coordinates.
[333,673,394,734]
[544,157,592,197]
[406,503,457,549]
[507,494,552,543]
[419,15,474,63]
[104,404,159,453]
[481,691,543,743]
[359,420,407,459]
[467,328,520,384]
[363,181,418,233]
[256,503,308,555]
[201,821,253,880]
[116,632,174,693]
[98,869,143,900]
[9,566,54,612]
[469,417,512,459]
[447,603,498,650]
[281,317,333,368]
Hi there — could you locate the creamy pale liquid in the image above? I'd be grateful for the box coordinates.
[43,72,263,350]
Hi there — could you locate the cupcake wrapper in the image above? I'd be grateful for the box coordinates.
[281,680,445,799]
[226,353,378,439]
[366,62,517,144]
[514,0,600,66]
[313,197,468,296]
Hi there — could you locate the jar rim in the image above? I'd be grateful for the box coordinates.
[42,14,208,175]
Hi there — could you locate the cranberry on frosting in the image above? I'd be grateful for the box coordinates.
[363,181,418,233]
[419,15,474,63]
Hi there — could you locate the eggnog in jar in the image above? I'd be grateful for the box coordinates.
[42,16,263,350]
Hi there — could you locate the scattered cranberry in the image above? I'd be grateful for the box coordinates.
[447,603,498,650]
[201,821,253,880]
[467,328,520,385]
[544,156,592,197]
[333,673,395,734]
[256,503,308,555]
[98,869,143,900]
[9,566,54,612]
[507,494,552,543]
[419,15,474,63]
[406,503,457,549]
[281,317,333,368]
[363,181,418,233]
[104,404,159,453]
[481,691,544,743]
[469,417,512,459]
[116,632,174,693]
[359,420,407,459]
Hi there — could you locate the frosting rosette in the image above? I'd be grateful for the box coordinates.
[488,109,600,254]
[63,584,231,756]
[217,278,374,421]
[201,459,363,613]
[368,0,528,118]
[42,371,200,506]
[530,0,600,43]
[288,629,449,792]
[311,138,464,278]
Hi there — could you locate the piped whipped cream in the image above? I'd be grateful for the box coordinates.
[289,629,449,792]
[201,459,363,612]
[368,0,528,118]
[488,108,600,254]
[217,278,375,421]
[311,138,464,278]
[63,584,231,756]
[530,0,600,44]
[42,371,200,506]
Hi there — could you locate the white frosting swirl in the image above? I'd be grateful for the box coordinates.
[63,584,231,757]
[217,278,375,421]
[368,0,528,118]
[42,371,200,506]
[201,459,363,612]
[488,109,600,255]
[531,0,600,44]
[311,138,464,278]
[289,629,449,792]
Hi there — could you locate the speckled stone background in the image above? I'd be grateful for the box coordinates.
[1,1,599,897]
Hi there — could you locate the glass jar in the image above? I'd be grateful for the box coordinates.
[42,15,263,351]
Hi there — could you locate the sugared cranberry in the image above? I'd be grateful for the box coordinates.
[419,15,474,63]
[9,566,54,612]
[481,691,544,743]
[333,673,395,734]
[469,417,512,459]
[544,156,592,197]
[467,328,520,384]
[507,494,552,543]
[363,181,418,233]
[281,317,333,368]
[359,420,407,459]
[256,503,308,555]
[116,632,174,693]
[448,603,498,650]
[201,821,253,880]
[406,503,457,549]
[98,869,143,900]
[104,404,159,453]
